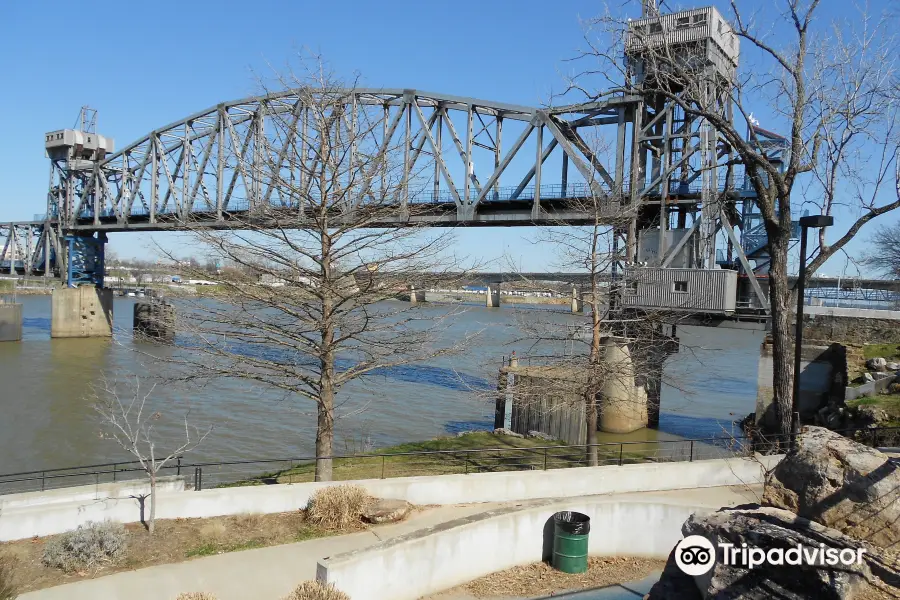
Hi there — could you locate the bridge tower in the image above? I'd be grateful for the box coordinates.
[619,4,768,310]
[44,106,114,286]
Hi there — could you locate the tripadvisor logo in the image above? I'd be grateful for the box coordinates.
[674,535,866,576]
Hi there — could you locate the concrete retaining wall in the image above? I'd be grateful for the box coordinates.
[318,496,727,600]
[802,306,900,345]
[0,456,779,542]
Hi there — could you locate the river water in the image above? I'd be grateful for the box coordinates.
[0,296,764,474]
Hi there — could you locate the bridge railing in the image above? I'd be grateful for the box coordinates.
[69,170,755,223]
[0,426,895,496]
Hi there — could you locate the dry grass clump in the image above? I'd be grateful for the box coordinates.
[41,521,127,573]
[306,485,373,530]
[282,581,350,600]
[0,554,19,600]
[175,593,218,600]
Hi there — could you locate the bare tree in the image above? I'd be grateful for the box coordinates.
[571,1,900,437]
[504,178,689,465]
[92,374,212,535]
[157,60,477,481]
[864,220,900,278]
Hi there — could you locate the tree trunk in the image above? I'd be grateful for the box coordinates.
[316,232,336,483]
[148,472,156,535]
[767,233,794,440]
[315,386,335,482]
[586,391,599,466]
[586,276,602,467]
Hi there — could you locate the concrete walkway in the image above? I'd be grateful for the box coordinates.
[21,485,761,600]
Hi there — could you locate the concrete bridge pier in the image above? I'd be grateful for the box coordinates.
[407,285,426,304]
[571,287,583,313]
[0,301,23,342]
[632,328,680,429]
[134,301,176,343]
[486,286,500,308]
[598,338,648,434]
[50,287,113,338]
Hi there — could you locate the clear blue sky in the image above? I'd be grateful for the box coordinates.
[1,0,896,276]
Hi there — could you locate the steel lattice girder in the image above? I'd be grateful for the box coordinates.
[50,88,688,231]
[0,222,49,275]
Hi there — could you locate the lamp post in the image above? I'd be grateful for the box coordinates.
[791,214,834,449]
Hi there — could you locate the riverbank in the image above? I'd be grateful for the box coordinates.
[218,431,720,488]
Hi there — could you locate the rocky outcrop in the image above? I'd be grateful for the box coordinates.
[867,357,888,372]
[361,499,412,524]
[763,426,900,549]
[646,506,898,599]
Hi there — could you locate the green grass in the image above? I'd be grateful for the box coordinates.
[847,393,900,427]
[862,343,900,361]
[0,280,13,291]
[217,432,691,488]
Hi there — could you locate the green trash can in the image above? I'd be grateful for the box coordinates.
[552,511,590,573]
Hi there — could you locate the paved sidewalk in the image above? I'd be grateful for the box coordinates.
[21,485,760,600]
[20,503,501,600]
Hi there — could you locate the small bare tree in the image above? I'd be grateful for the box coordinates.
[505,177,688,465]
[157,59,477,482]
[92,374,212,534]
[864,220,900,278]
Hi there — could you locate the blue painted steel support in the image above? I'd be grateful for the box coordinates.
[64,233,106,288]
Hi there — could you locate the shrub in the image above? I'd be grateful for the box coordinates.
[42,521,127,573]
[175,594,218,600]
[306,485,373,530]
[282,581,350,600]
[0,554,19,600]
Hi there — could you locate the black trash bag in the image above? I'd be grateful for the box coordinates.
[554,511,591,534]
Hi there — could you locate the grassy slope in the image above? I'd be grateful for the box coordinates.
[862,343,900,362]
[847,394,900,427]
[221,432,619,486]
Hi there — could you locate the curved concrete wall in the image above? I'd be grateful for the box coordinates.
[0,456,780,541]
[319,496,725,600]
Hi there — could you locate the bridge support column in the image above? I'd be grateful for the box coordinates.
[406,285,425,304]
[598,338,648,434]
[486,286,500,308]
[631,324,679,429]
[571,287,583,313]
[134,301,176,343]
[0,301,23,342]
[51,287,113,338]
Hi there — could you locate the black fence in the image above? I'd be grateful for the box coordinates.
[0,426,896,496]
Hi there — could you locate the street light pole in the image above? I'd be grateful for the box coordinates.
[791,215,834,450]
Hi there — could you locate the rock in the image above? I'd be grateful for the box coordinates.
[455,430,475,437]
[763,426,900,548]
[861,372,875,383]
[527,430,556,441]
[493,427,524,438]
[361,499,412,524]
[643,548,702,600]
[867,357,887,371]
[886,361,900,371]
[647,506,894,599]
[873,371,893,381]
[853,405,891,427]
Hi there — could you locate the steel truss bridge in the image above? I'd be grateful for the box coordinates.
[1,3,793,309]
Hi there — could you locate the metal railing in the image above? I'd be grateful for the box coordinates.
[0,426,896,496]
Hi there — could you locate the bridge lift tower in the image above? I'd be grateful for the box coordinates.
[44,107,113,287]
[618,0,788,313]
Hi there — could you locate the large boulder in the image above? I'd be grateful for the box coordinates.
[762,426,900,548]
[645,506,898,599]
[867,357,887,372]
